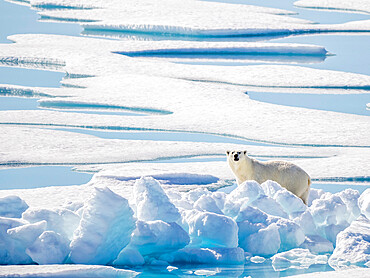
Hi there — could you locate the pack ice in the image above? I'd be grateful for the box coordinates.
[0,177,369,270]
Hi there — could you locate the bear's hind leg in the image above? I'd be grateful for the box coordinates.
[300,185,310,205]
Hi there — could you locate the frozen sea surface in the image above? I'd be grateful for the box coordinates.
[0,0,369,277]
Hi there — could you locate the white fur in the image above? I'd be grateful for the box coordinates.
[226,151,311,205]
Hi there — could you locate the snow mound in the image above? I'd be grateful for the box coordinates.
[26,231,70,264]
[359,188,370,219]
[125,220,189,256]
[22,207,80,240]
[113,248,145,267]
[335,189,361,223]
[134,177,180,222]
[309,193,350,243]
[183,210,238,248]
[193,195,223,215]
[329,215,370,269]
[0,196,28,218]
[223,180,264,217]
[3,221,46,265]
[69,187,135,265]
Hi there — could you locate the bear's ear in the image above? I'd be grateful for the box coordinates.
[244,150,247,155]
[226,151,230,156]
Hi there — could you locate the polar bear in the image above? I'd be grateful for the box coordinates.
[226,150,311,205]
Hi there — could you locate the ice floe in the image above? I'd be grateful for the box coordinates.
[0,34,369,157]
[271,248,328,270]
[295,0,370,14]
[121,220,189,257]
[23,0,370,37]
[33,0,309,35]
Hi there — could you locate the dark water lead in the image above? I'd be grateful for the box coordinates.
[0,166,93,190]
[247,91,370,116]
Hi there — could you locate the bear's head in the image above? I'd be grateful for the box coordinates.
[226,150,247,163]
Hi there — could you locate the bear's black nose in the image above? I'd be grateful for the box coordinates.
[234,154,239,161]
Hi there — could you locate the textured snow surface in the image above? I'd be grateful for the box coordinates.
[0,177,369,271]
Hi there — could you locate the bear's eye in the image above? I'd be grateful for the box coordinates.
[237,152,241,155]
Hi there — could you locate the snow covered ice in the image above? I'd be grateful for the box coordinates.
[328,215,370,268]
[1,176,369,274]
[69,187,135,265]
[271,248,328,271]
[0,196,28,218]
[133,177,180,223]
[295,0,370,14]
